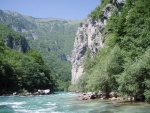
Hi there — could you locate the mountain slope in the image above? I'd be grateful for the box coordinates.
[70,0,150,101]
[0,10,82,91]
[0,23,55,95]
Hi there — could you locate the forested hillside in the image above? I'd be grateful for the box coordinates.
[70,0,150,101]
[0,10,82,91]
[0,23,55,95]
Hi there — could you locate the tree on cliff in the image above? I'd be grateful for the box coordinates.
[71,0,150,101]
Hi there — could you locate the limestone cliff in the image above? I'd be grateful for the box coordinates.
[70,0,125,83]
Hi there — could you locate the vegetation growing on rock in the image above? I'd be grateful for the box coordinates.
[0,23,55,95]
[70,0,150,101]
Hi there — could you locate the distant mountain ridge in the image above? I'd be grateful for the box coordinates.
[0,9,82,91]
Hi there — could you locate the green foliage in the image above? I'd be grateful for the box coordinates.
[79,22,83,27]
[0,10,82,91]
[118,48,150,101]
[17,88,28,95]
[0,24,55,95]
[101,0,113,4]
[28,20,80,91]
[76,73,89,92]
[27,49,44,64]
[0,23,29,52]
[0,10,36,30]
[68,84,78,92]
[86,45,123,93]
[88,0,113,20]
[88,5,103,20]
[105,45,123,75]
[74,0,150,101]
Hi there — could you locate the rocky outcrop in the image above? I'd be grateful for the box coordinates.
[58,54,67,61]
[4,36,29,53]
[78,92,97,100]
[11,25,38,40]
[103,4,113,18]
[113,0,126,7]
[77,91,119,100]
[12,89,51,96]
[70,18,104,83]
[0,10,38,40]
[70,0,125,83]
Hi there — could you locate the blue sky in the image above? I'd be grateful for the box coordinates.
[0,0,100,20]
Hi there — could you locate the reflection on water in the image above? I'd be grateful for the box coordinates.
[0,92,150,113]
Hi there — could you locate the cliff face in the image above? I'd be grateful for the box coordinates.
[71,0,125,83]
[70,18,105,83]
[0,23,29,53]
[4,36,29,53]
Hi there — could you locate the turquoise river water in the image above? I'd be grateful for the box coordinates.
[0,92,150,113]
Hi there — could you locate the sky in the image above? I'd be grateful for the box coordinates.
[0,0,100,20]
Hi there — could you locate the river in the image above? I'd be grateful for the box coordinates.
[0,92,150,113]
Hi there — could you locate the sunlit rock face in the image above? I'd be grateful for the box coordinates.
[70,0,126,84]
[70,18,104,84]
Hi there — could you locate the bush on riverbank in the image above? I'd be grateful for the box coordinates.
[70,0,150,102]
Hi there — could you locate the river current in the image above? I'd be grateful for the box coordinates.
[0,92,150,113]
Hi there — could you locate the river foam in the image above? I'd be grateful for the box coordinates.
[0,92,150,113]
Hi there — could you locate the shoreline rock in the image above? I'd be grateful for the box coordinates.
[1,89,51,96]
[76,91,146,102]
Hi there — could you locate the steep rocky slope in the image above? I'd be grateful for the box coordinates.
[70,0,126,83]
[70,0,150,102]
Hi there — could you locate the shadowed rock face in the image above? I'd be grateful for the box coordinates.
[70,0,126,84]
[58,54,67,61]
[113,0,126,6]
[4,36,29,53]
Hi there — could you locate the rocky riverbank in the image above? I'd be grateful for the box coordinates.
[1,89,51,96]
[77,91,145,102]
[77,91,118,100]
